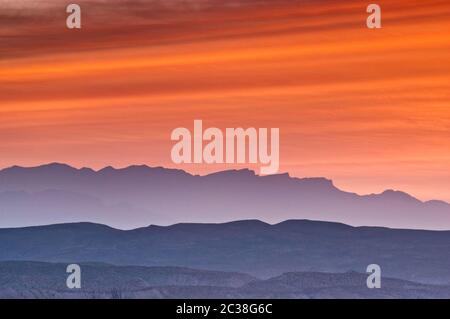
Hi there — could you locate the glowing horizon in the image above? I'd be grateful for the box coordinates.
[1,0,449,202]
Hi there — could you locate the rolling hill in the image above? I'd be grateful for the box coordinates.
[1,220,449,284]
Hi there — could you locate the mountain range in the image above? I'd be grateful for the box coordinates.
[0,163,449,229]
[1,220,450,284]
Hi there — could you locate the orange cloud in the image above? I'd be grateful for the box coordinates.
[0,0,449,201]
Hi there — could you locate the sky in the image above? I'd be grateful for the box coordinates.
[0,0,449,202]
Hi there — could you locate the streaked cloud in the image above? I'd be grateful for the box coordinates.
[0,0,449,201]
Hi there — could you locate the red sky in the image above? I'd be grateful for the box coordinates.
[1,0,449,201]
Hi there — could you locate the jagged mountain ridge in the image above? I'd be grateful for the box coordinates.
[0,163,449,229]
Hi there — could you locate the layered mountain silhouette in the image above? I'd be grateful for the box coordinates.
[1,220,450,284]
[1,261,449,299]
[0,163,449,229]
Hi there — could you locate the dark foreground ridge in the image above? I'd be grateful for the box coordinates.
[1,261,450,299]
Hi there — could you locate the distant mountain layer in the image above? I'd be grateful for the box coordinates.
[0,163,449,229]
[1,261,449,299]
[1,220,450,284]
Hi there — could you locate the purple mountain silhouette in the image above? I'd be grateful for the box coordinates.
[0,163,449,229]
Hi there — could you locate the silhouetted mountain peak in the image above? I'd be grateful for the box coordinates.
[296,177,336,188]
[425,200,450,208]
[95,164,191,178]
[41,162,73,169]
[9,221,118,232]
[146,219,271,233]
[98,165,116,173]
[220,219,271,230]
[275,219,353,231]
[378,189,421,203]
[3,162,74,173]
